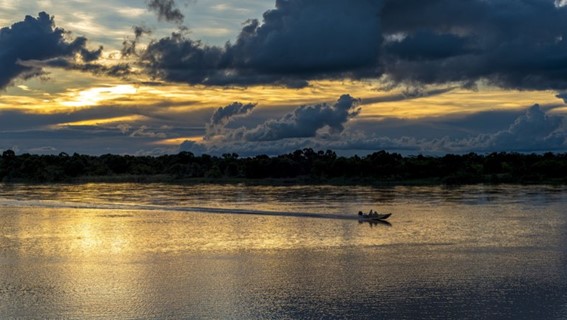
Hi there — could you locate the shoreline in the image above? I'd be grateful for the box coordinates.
[3,150,567,186]
[2,174,567,186]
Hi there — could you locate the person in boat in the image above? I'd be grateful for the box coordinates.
[359,210,378,219]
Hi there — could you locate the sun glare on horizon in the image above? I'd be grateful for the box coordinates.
[60,85,138,108]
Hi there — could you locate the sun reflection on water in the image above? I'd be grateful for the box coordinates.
[0,184,566,318]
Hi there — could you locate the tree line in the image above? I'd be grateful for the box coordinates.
[1,148,567,184]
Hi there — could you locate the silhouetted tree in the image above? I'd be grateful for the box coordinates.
[2,149,567,184]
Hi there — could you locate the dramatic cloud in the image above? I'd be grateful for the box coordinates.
[374,105,567,153]
[19,58,132,79]
[235,94,360,141]
[384,31,473,61]
[206,102,256,138]
[135,0,567,90]
[378,105,567,153]
[182,94,362,154]
[180,98,567,156]
[6,1,567,156]
[147,0,184,24]
[380,0,567,90]
[213,94,361,142]
[0,12,103,89]
[0,12,113,90]
[5,1,567,91]
[480,104,567,151]
[139,0,383,87]
[209,102,256,127]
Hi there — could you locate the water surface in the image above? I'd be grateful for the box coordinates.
[0,183,566,319]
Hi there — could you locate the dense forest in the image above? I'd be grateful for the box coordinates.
[1,148,567,184]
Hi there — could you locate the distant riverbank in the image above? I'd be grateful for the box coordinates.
[2,148,567,185]
[2,174,564,187]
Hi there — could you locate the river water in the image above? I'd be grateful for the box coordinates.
[0,183,566,319]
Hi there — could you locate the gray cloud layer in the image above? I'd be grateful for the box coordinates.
[204,94,361,143]
[473,104,567,152]
[236,94,360,141]
[181,98,567,156]
[1,92,565,156]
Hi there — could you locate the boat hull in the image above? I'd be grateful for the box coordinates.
[359,213,391,221]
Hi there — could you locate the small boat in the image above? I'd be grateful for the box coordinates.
[358,212,392,221]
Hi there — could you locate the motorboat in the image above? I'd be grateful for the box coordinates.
[358,212,392,221]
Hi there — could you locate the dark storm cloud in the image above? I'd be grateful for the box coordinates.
[137,0,567,90]
[227,1,381,77]
[141,31,229,84]
[147,0,184,24]
[20,58,132,78]
[380,0,567,90]
[0,12,104,89]
[4,1,567,91]
[140,0,383,87]
[384,31,473,61]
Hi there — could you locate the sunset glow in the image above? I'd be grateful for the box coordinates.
[2,1,567,155]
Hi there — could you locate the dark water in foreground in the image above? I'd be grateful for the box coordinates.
[0,183,566,319]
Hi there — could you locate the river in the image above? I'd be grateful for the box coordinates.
[0,183,566,319]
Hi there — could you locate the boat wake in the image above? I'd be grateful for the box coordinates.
[0,197,358,221]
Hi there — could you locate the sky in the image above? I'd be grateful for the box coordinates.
[2,0,567,156]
